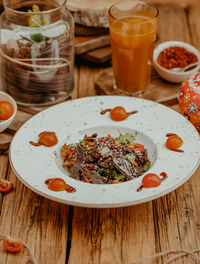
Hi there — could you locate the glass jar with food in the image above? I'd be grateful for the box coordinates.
[0,0,74,106]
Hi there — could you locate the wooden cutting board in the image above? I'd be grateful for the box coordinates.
[75,34,111,63]
[65,0,118,28]
[75,35,110,55]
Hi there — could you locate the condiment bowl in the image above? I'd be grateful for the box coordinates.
[0,91,17,133]
[153,41,200,83]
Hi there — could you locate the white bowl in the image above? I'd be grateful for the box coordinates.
[0,91,17,133]
[153,41,200,83]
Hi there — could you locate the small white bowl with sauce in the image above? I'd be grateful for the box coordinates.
[0,91,17,133]
[153,41,200,83]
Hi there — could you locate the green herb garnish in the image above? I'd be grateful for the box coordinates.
[144,160,151,171]
[115,133,135,144]
[97,167,106,176]
[100,147,110,155]
[81,137,87,147]
[110,170,125,180]
[124,153,136,164]
[114,173,125,181]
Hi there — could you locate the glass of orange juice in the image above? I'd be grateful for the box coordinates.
[108,0,159,95]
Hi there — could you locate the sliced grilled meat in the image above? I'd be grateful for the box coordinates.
[70,164,80,180]
[70,145,86,180]
[97,157,115,169]
[80,164,104,184]
[135,149,148,166]
[112,156,137,180]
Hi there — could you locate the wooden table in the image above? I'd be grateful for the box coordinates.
[0,2,200,264]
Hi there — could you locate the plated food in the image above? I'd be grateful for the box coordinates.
[61,133,150,184]
[9,96,200,207]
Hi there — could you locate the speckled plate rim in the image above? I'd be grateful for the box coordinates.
[9,96,200,208]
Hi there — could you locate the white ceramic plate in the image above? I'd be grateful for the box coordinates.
[9,96,200,208]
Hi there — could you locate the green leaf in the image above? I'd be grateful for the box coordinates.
[109,170,125,180]
[109,170,117,178]
[114,173,125,180]
[100,147,110,155]
[144,160,151,171]
[81,137,87,147]
[97,167,106,175]
[30,33,42,42]
[115,133,135,144]
[124,153,136,164]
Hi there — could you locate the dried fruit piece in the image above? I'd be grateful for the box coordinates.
[0,179,14,193]
[3,237,24,253]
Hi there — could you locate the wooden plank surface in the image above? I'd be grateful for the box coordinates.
[69,203,156,264]
[75,35,110,55]
[0,3,200,264]
[0,166,70,264]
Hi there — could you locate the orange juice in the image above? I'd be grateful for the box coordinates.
[109,7,158,94]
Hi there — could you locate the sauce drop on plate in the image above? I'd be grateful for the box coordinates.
[45,178,76,193]
[101,106,138,121]
[30,131,58,147]
[137,172,168,192]
[165,133,184,152]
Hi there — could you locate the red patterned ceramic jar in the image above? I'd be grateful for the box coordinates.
[179,72,200,132]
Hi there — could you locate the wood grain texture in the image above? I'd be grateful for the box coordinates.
[0,133,13,150]
[69,203,156,264]
[77,64,104,98]
[0,169,69,264]
[0,110,32,149]
[75,24,109,36]
[156,4,191,44]
[153,167,200,264]
[0,154,9,210]
[188,4,200,50]
[80,46,111,64]
[65,0,117,28]
[75,35,110,56]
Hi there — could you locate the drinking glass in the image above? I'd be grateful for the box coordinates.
[108,0,158,95]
